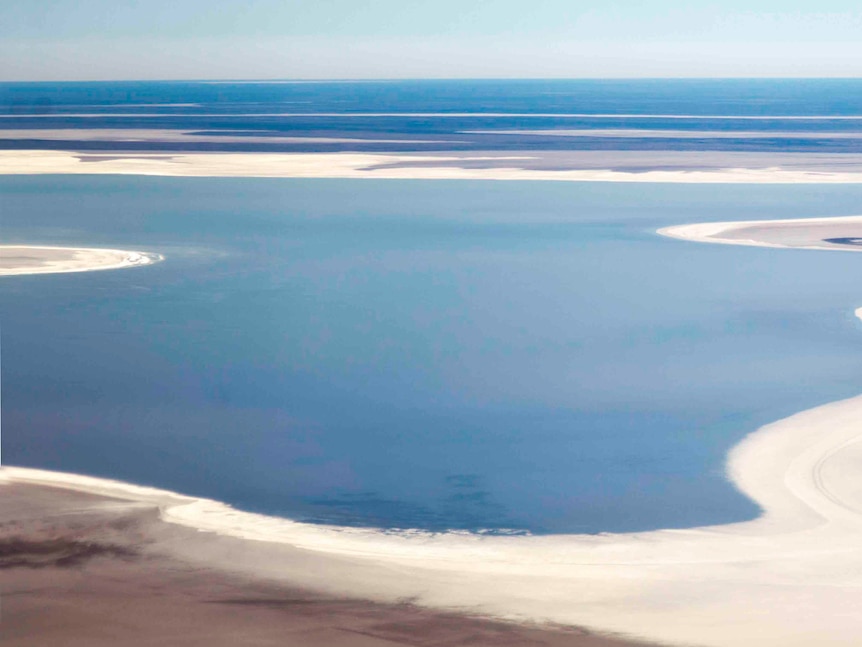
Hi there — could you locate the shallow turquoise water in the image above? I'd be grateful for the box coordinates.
[3,176,862,533]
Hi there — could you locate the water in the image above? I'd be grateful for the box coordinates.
[4,78,862,117]
[3,79,862,154]
[4,175,862,534]
[4,79,862,534]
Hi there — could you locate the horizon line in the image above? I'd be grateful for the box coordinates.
[2,76,862,85]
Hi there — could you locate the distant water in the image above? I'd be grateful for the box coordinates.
[4,176,862,534]
[3,79,862,154]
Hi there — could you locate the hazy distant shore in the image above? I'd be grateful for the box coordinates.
[5,149,862,183]
[0,245,161,275]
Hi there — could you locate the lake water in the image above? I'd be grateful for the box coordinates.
[4,175,862,534]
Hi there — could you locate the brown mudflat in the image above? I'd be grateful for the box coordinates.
[0,482,655,647]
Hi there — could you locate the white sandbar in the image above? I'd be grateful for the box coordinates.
[4,149,862,183]
[658,214,862,251]
[0,245,162,276]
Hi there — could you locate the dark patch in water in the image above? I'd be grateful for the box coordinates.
[823,237,862,246]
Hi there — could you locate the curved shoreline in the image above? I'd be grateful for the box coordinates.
[658,214,862,251]
[6,390,862,646]
[0,244,162,276]
[6,216,862,645]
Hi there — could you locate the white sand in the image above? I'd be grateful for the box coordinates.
[0,245,162,276]
[5,149,862,183]
[658,215,862,250]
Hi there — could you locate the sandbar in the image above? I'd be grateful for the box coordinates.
[0,245,161,276]
[5,149,862,183]
[658,214,862,250]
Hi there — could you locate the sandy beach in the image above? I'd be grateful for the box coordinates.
[0,482,648,647]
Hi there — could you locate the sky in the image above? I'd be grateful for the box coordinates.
[2,0,862,80]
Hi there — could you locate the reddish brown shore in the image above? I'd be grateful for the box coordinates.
[0,482,655,647]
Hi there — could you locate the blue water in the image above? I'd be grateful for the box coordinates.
[4,79,862,533]
[3,79,862,154]
[4,79,862,116]
[4,175,862,534]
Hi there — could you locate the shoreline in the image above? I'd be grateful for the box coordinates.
[0,245,162,276]
[5,149,862,183]
[1,483,646,647]
[658,214,862,251]
[7,388,862,646]
[7,215,862,645]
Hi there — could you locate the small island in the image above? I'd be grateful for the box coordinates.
[0,245,162,276]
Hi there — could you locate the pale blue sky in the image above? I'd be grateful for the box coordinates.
[2,1,862,80]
